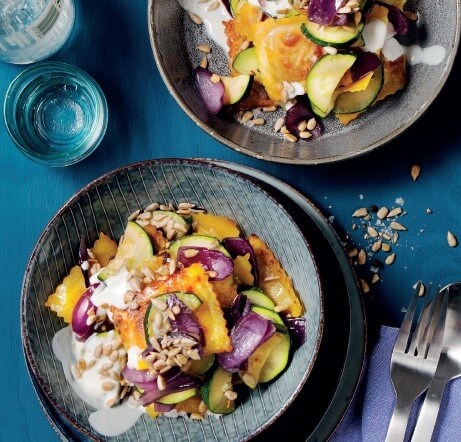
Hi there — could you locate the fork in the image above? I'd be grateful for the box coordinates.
[385,282,449,442]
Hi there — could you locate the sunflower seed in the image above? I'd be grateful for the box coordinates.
[447,231,458,247]
[377,207,389,219]
[128,209,141,221]
[157,375,167,391]
[371,274,380,284]
[385,253,396,265]
[411,164,421,181]
[352,208,368,218]
[190,413,204,420]
[102,381,115,391]
[241,110,254,123]
[224,390,238,400]
[188,11,203,24]
[145,202,160,212]
[357,249,367,265]
[371,240,382,252]
[274,117,285,132]
[381,242,391,252]
[390,221,406,231]
[359,278,370,294]
[387,207,403,217]
[367,226,379,238]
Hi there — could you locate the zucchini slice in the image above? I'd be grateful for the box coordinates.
[259,332,291,383]
[201,366,236,414]
[168,234,231,259]
[157,387,198,405]
[221,74,254,106]
[241,288,275,310]
[301,21,364,48]
[333,63,384,114]
[232,47,259,76]
[306,53,357,117]
[98,221,153,281]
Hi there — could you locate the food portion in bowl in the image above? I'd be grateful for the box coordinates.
[44,202,307,436]
[183,0,446,143]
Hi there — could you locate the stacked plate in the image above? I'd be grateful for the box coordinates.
[21,159,365,441]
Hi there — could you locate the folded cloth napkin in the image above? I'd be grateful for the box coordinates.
[328,325,461,442]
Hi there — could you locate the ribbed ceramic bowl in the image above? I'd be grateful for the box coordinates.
[148,0,460,164]
[21,158,324,441]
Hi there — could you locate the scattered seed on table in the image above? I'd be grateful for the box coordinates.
[359,278,370,293]
[385,253,396,265]
[391,221,406,231]
[387,207,403,217]
[411,164,421,181]
[377,207,389,219]
[352,207,368,217]
[447,231,458,247]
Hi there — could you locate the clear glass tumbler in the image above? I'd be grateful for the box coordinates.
[4,61,108,166]
[0,0,75,64]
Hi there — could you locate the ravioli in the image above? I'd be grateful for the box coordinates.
[249,14,322,103]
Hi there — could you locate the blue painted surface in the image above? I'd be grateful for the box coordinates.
[0,0,460,440]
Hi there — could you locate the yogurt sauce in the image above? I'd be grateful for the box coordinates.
[363,19,446,66]
[52,327,144,436]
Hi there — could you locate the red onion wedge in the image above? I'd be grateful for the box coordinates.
[284,317,307,350]
[217,311,276,372]
[137,368,200,407]
[351,51,381,81]
[177,246,234,281]
[224,293,251,329]
[122,366,156,385]
[382,3,409,35]
[193,67,225,115]
[166,294,204,352]
[285,102,324,140]
[308,0,346,26]
[71,283,100,340]
[221,237,259,286]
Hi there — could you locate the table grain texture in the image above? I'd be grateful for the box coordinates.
[0,0,460,440]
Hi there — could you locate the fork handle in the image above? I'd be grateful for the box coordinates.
[385,398,413,442]
[410,378,447,442]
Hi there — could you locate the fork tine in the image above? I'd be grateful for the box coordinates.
[408,282,433,355]
[424,286,449,360]
[394,281,422,353]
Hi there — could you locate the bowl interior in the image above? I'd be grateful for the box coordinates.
[22,158,323,440]
[149,0,460,164]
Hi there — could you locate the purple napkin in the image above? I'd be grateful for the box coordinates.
[328,326,461,442]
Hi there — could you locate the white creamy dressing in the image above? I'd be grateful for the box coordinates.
[248,0,293,17]
[363,19,446,65]
[53,326,144,436]
[127,345,144,369]
[90,267,132,310]
[178,0,232,51]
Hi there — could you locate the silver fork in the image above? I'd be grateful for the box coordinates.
[385,282,449,442]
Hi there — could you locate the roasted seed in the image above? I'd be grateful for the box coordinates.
[283,133,298,143]
[274,117,285,132]
[93,344,103,359]
[206,0,220,10]
[352,208,368,218]
[387,207,403,217]
[251,118,265,126]
[447,231,458,247]
[297,120,307,132]
[381,242,391,252]
[347,248,358,258]
[371,274,380,284]
[198,44,211,54]
[210,73,220,83]
[418,282,426,296]
[188,11,203,24]
[172,305,181,315]
[263,105,277,112]
[404,10,418,20]
[72,365,82,379]
[102,381,115,391]
[390,221,406,231]
[371,240,382,252]
[377,207,389,219]
[103,343,112,356]
[128,209,141,221]
[323,46,338,55]
[241,110,254,123]
[224,390,238,401]
[145,202,160,212]
[411,164,421,181]
[190,413,204,420]
[299,131,312,139]
[106,397,118,408]
[367,226,379,238]
[112,337,123,350]
[306,117,317,131]
[109,350,120,362]
[152,298,167,311]
[199,400,207,414]
[357,249,367,265]
[385,253,396,265]
[157,375,167,391]
[359,278,370,294]
[338,6,352,13]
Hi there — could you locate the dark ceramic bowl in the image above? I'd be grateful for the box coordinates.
[21,158,324,441]
[148,0,460,164]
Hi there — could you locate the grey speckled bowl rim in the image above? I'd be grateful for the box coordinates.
[147,1,461,165]
[21,157,324,441]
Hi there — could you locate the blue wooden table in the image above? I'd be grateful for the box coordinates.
[1,0,460,440]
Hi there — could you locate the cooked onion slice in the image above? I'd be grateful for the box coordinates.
[222,237,259,286]
[71,283,100,340]
[217,311,276,372]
